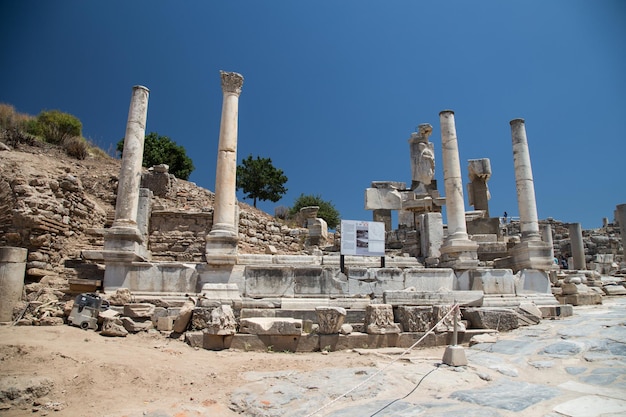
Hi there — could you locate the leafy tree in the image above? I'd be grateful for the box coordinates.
[236,155,288,207]
[289,194,340,229]
[117,132,195,180]
[27,109,82,144]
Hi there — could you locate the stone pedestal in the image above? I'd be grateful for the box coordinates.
[0,247,27,322]
[438,110,478,269]
[568,223,586,270]
[207,71,244,264]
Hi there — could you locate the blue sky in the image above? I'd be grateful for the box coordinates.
[1,1,624,230]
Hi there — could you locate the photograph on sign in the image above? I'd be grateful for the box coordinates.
[341,220,385,256]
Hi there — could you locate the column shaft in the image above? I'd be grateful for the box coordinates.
[615,204,626,259]
[510,119,540,241]
[440,110,468,240]
[113,86,150,227]
[210,71,243,237]
[568,223,586,270]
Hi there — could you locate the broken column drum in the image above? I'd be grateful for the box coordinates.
[568,223,586,270]
[616,203,626,260]
[209,71,244,238]
[0,247,27,322]
[467,158,491,217]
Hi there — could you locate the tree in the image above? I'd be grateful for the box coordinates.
[236,155,288,207]
[289,194,340,229]
[117,132,195,180]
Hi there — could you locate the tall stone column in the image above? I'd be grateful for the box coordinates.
[507,119,552,271]
[568,223,586,270]
[206,71,244,264]
[540,224,555,259]
[103,85,150,263]
[510,119,541,242]
[615,203,626,262]
[438,110,478,269]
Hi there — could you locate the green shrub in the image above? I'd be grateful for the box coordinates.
[28,110,82,144]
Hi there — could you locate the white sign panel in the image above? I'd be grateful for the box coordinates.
[340,220,385,256]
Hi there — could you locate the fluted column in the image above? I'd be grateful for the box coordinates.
[113,85,150,228]
[510,119,541,242]
[438,110,478,268]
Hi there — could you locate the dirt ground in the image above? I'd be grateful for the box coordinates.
[0,325,385,417]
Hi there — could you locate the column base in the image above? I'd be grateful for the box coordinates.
[103,226,150,262]
[206,234,238,265]
[494,240,554,273]
[439,238,479,269]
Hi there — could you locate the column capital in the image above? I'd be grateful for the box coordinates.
[220,71,244,95]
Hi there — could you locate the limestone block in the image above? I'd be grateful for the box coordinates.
[106,288,133,306]
[383,290,484,307]
[244,266,294,298]
[239,317,302,336]
[204,305,237,336]
[184,331,204,348]
[172,300,195,333]
[364,187,403,210]
[157,316,175,331]
[432,305,465,332]
[404,268,455,291]
[120,316,154,333]
[394,306,432,332]
[203,334,233,350]
[464,269,516,295]
[517,269,551,294]
[315,306,347,334]
[561,282,579,295]
[294,267,348,297]
[603,285,626,296]
[191,307,214,330]
[538,304,573,318]
[123,303,155,318]
[100,317,128,337]
[463,308,519,331]
[200,283,242,301]
[365,304,400,334]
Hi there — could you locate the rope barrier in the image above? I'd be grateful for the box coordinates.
[303,302,460,417]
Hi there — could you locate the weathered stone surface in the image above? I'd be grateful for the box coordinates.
[315,306,346,334]
[100,317,128,337]
[394,306,432,332]
[432,305,465,332]
[383,290,483,307]
[184,331,203,348]
[172,299,195,333]
[239,317,302,335]
[204,305,237,335]
[106,288,133,306]
[451,380,560,411]
[123,303,155,318]
[365,304,400,334]
[191,307,214,330]
[120,316,153,333]
[157,316,175,331]
[463,308,519,331]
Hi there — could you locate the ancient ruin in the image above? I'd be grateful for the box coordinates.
[0,71,624,357]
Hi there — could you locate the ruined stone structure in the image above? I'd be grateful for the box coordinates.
[1,73,624,352]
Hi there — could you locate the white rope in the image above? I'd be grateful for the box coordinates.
[303,302,460,417]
